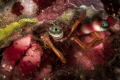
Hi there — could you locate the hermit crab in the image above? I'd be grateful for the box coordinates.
[33,10,119,64]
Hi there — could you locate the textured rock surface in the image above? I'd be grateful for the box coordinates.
[0,0,120,80]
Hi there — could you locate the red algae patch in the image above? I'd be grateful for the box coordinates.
[11,1,24,16]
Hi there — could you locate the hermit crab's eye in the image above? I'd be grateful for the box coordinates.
[48,26,63,38]
[101,20,110,29]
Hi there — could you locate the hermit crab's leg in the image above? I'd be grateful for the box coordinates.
[86,32,120,48]
[71,36,86,49]
[41,34,66,63]
[85,32,103,49]
[68,11,86,37]
[71,32,103,49]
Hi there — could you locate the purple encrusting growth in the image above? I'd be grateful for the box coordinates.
[32,0,56,15]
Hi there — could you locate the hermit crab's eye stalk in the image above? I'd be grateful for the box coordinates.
[48,26,63,39]
[101,20,110,29]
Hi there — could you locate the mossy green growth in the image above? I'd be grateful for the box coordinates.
[57,9,76,25]
[0,18,38,41]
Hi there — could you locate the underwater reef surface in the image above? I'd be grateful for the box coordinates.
[0,0,120,80]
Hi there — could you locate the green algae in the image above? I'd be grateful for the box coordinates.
[0,18,38,42]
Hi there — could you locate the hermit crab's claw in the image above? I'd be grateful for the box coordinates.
[68,10,86,37]
[41,33,66,63]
